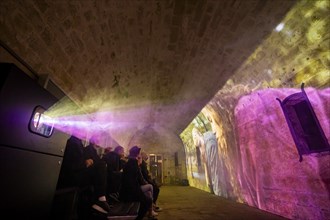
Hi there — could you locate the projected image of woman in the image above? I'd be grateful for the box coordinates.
[203,131,228,197]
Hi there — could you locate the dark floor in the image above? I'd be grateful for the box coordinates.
[154,186,288,220]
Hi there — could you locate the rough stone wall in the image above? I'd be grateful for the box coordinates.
[181,1,330,219]
[182,88,330,219]
[201,88,330,220]
[0,0,296,135]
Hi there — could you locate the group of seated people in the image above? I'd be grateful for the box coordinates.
[57,135,161,220]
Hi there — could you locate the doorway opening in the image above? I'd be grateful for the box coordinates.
[149,154,163,184]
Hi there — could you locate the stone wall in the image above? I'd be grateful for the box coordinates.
[202,88,330,220]
[181,1,330,219]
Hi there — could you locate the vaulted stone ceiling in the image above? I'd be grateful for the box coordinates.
[0,0,297,145]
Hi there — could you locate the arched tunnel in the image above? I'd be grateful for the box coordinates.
[0,0,329,220]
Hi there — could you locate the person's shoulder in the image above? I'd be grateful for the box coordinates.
[141,160,148,167]
[110,151,118,157]
[105,151,115,156]
[105,151,117,159]
[127,158,138,166]
[103,152,113,160]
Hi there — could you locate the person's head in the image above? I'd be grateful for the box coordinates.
[137,154,143,165]
[128,146,141,159]
[89,135,100,148]
[69,134,82,143]
[68,128,83,140]
[141,151,148,161]
[114,146,125,157]
[104,147,112,154]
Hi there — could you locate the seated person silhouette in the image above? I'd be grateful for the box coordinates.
[57,135,111,214]
[120,146,156,220]
[103,146,126,202]
[137,153,158,219]
[140,151,162,212]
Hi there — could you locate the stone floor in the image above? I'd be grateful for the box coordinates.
[154,186,289,220]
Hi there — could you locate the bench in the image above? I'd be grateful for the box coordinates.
[52,187,139,220]
[107,202,140,219]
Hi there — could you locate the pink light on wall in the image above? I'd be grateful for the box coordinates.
[234,87,330,219]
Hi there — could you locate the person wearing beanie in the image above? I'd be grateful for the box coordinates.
[120,146,157,220]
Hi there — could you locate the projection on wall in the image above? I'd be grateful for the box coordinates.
[181,1,330,219]
[276,83,330,162]
[181,114,219,194]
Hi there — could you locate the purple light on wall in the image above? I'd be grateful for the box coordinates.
[234,87,330,215]
[276,84,330,161]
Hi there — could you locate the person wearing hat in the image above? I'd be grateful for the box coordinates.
[120,146,157,220]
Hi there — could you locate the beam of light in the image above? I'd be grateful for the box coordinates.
[42,92,207,147]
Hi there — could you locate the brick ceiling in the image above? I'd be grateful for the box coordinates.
[0,0,296,140]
